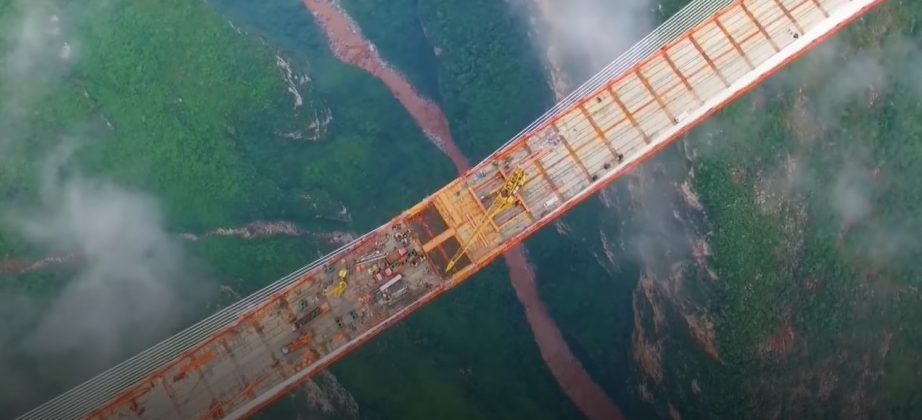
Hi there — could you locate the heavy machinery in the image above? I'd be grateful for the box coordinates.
[291,302,330,330]
[325,269,349,297]
[280,331,313,356]
[19,0,885,418]
[445,167,526,272]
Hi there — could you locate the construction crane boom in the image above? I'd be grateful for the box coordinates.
[18,0,884,418]
[445,167,526,272]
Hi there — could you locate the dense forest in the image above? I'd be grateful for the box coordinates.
[0,0,584,418]
[5,0,922,418]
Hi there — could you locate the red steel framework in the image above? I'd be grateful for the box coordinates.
[18,0,884,418]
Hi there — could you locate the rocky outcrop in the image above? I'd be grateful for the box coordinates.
[273,54,332,142]
[299,371,360,419]
[594,141,721,416]
[0,253,83,278]
[300,1,624,418]
[1,221,355,279]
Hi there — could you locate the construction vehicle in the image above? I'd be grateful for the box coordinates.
[445,167,527,272]
[385,247,409,266]
[24,0,879,416]
[375,274,408,304]
[291,302,330,331]
[325,269,349,297]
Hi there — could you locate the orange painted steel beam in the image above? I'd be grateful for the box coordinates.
[467,166,504,192]
[578,104,622,159]
[21,0,886,418]
[464,213,491,248]
[217,340,253,393]
[517,143,555,185]
[425,0,886,313]
[422,228,457,252]
[173,352,216,382]
[688,32,731,87]
[607,86,651,143]
[635,69,677,123]
[522,142,566,204]
[249,324,291,378]
[573,114,640,160]
[86,383,153,420]
[740,1,782,52]
[459,0,883,275]
[809,0,830,17]
[464,184,503,236]
[551,122,593,179]
[417,212,449,256]
[714,14,756,69]
[528,0,743,144]
[772,0,806,34]
[159,377,186,418]
[733,0,813,48]
[661,49,704,106]
[677,51,725,89]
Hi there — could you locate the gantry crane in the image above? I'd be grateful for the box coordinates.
[445,167,527,272]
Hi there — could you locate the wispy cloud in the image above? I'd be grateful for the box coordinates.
[744,28,922,265]
[511,0,655,95]
[16,148,207,364]
[0,1,75,147]
[0,2,211,414]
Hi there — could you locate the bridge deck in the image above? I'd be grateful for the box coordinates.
[18,0,882,418]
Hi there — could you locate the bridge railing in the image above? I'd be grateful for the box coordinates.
[17,0,788,418]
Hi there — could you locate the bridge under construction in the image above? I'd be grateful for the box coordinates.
[19,0,884,418]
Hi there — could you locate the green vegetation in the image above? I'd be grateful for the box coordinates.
[341,0,553,161]
[330,264,578,420]
[3,0,585,417]
[0,0,456,415]
[314,0,599,417]
[339,0,442,101]
[653,1,922,417]
[418,0,552,160]
[339,0,647,415]
[12,0,922,417]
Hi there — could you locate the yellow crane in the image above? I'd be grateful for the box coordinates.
[325,269,349,297]
[445,167,527,273]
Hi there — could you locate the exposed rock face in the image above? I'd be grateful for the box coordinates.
[301,0,468,169]
[0,254,83,278]
[300,1,625,418]
[1,222,356,279]
[596,141,721,416]
[273,54,332,142]
[301,192,353,223]
[181,220,355,245]
[299,371,360,419]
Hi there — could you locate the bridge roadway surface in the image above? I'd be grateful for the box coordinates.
[19,0,883,418]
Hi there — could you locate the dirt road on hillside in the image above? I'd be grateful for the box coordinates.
[301,1,624,418]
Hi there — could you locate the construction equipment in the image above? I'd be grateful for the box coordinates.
[23,0,883,417]
[280,331,313,356]
[292,302,330,330]
[325,280,347,297]
[445,167,527,272]
[324,269,349,297]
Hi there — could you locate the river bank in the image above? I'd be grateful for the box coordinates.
[301,1,622,418]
